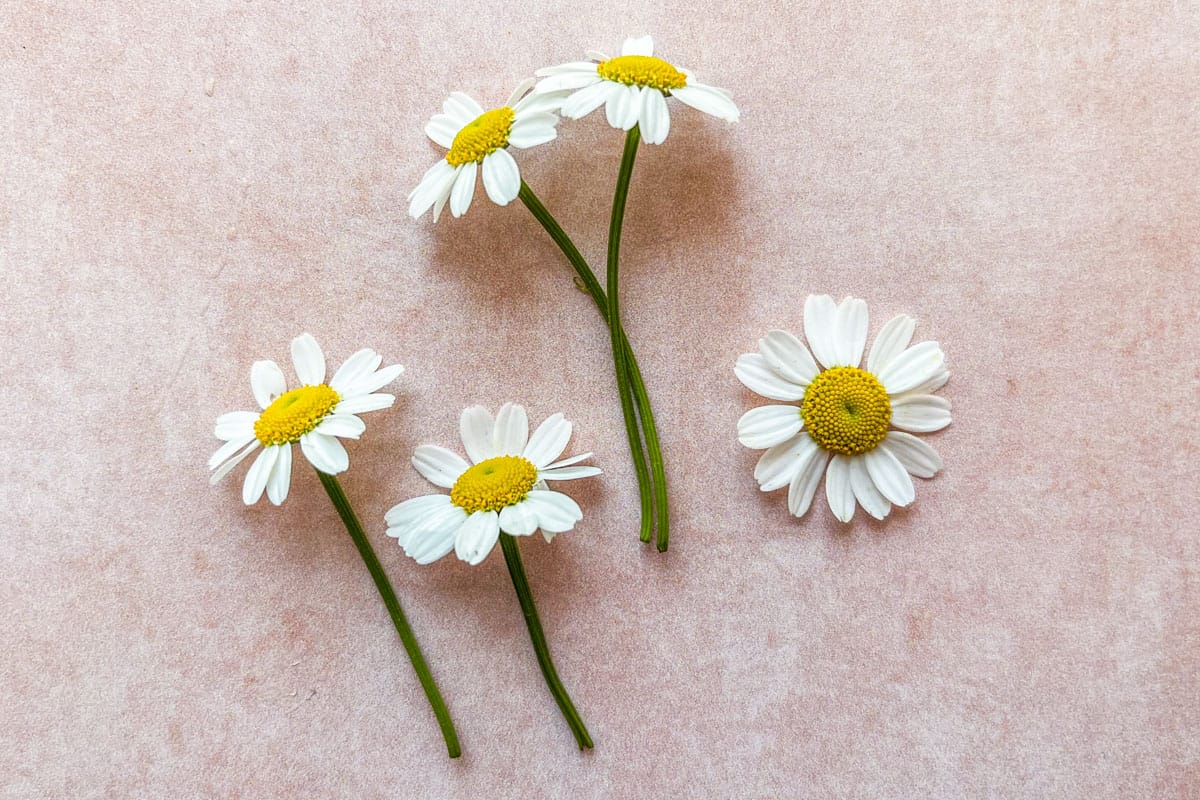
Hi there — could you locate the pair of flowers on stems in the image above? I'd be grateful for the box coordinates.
[409,35,741,552]
[210,334,599,756]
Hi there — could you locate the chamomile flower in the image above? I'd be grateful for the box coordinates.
[386,404,601,566]
[209,333,404,505]
[533,35,739,145]
[735,296,951,522]
[409,80,566,222]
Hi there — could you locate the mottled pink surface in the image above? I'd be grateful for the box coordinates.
[2,2,1198,798]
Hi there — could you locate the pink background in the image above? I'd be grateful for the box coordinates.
[3,2,1198,797]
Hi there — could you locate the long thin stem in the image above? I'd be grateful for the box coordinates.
[316,470,461,758]
[499,533,593,750]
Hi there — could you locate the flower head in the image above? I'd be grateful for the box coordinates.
[386,404,601,565]
[533,35,739,145]
[409,81,565,222]
[209,333,404,505]
[735,296,951,522]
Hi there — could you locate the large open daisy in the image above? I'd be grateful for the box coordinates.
[209,333,403,505]
[735,296,951,522]
[386,403,601,565]
[408,80,565,222]
[533,35,739,145]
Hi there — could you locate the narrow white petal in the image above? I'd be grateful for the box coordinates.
[891,394,952,433]
[867,315,916,375]
[514,89,567,114]
[824,455,855,522]
[622,35,654,56]
[834,297,869,367]
[300,432,349,475]
[481,149,521,206]
[448,160,477,217]
[334,393,393,415]
[803,295,840,369]
[250,361,286,410]
[882,431,943,479]
[242,446,279,505]
[670,83,740,122]
[385,493,452,530]
[210,440,260,485]
[459,406,495,463]
[559,81,612,120]
[492,403,529,456]
[342,363,404,398]
[908,368,951,396]
[208,436,256,473]
[265,443,293,506]
[524,490,582,533]
[848,455,891,520]
[606,83,641,130]
[498,500,539,536]
[878,341,946,395]
[543,451,593,470]
[639,87,670,144]
[535,61,602,78]
[787,448,830,518]
[737,405,804,450]
[445,92,484,122]
[534,72,603,94]
[863,447,916,506]
[330,349,382,394]
[290,333,326,386]
[408,160,458,220]
[455,511,501,566]
[314,414,366,440]
[758,330,819,386]
[399,503,468,564]
[505,77,536,108]
[754,433,817,493]
[538,465,602,481]
[523,413,571,467]
[412,445,469,489]
[734,353,805,401]
[507,119,558,149]
[214,411,258,442]
[424,114,461,148]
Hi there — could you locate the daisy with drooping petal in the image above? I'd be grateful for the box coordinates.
[735,296,951,523]
[409,80,566,221]
[386,403,597,750]
[209,332,404,505]
[209,334,460,757]
[534,35,738,145]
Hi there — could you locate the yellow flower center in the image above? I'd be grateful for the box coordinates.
[450,455,538,514]
[597,55,688,93]
[253,384,341,446]
[445,107,515,167]
[800,367,891,456]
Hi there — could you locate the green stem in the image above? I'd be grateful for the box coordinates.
[499,533,593,750]
[316,470,461,758]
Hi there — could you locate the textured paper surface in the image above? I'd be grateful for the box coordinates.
[2,2,1198,798]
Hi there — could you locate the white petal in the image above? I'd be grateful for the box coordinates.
[535,61,601,78]
[788,447,830,518]
[250,361,286,410]
[866,315,916,375]
[734,353,805,401]
[408,160,458,220]
[505,77,536,108]
[265,443,293,506]
[824,455,855,522]
[543,451,593,470]
[523,413,571,467]
[670,83,740,122]
[214,411,257,441]
[459,406,495,463]
[342,363,404,398]
[334,393,393,415]
[400,502,468,565]
[559,81,612,120]
[424,113,461,148]
[908,368,951,396]
[210,440,260,485]
[622,35,654,56]
[523,490,582,533]
[329,349,383,394]
[481,149,520,206]
[444,92,484,124]
[834,297,869,367]
[638,87,670,144]
[605,83,641,130]
[803,295,840,369]
[242,446,279,505]
[878,341,945,395]
[455,511,501,566]
[513,89,566,114]
[882,431,943,479]
[299,432,348,475]
[498,500,539,536]
[448,160,477,217]
[737,405,804,450]
[508,113,559,147]
[863,447,915,507]
[412,445,469,489]
[538,465,602,481]
[314,414,366,439]
[891,394,952,433]
[208,436,256,474]
[492,403,528,456]
[385,493,453,530]
[290,333,326,386]
[758,330,819,386]
[534,71,602,94]
[848,455,890,520]
[754,433,817,493]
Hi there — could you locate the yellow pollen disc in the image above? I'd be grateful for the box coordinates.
[801,367,891,456]
[445,107,515,167]
[253,384,341,446]
[450,455,538,514]
[597,55,687,93]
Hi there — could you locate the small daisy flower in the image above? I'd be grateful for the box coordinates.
[409,80,566,222]
[209,333,404,505]
[386,403,601,566]
[533,35,739,145]
[735,296,951,522]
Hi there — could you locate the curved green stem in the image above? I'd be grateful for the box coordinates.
[316,470,461,758]
[499,533,593,750]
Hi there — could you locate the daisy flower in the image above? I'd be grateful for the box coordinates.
[533,35,739,145]
[209,333,404,505]
[408,80,566,221]
[386,403,601,566]
[735,296,951,522]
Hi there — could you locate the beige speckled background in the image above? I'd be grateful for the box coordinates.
[2,2,1198,798]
